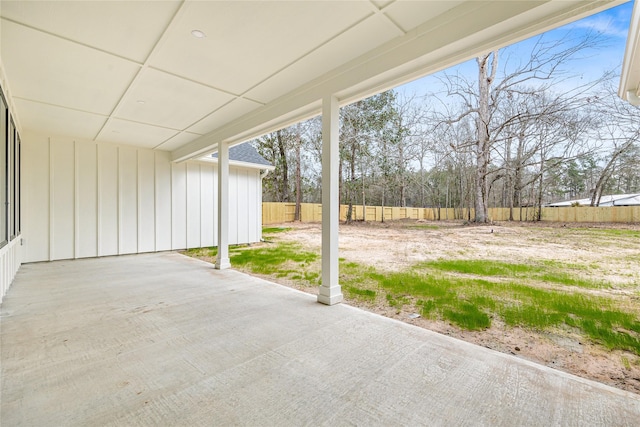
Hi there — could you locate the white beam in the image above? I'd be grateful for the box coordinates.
[619,0,640,103]
[215,141,231,270]
[318,95,342,306]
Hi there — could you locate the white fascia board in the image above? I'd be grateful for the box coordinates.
[172,0,625,163]
[619,0,640,103]
[198,155,275,172]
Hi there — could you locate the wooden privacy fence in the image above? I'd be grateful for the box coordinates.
[262,202,640,225]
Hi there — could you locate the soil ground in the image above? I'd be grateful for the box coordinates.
[197,220,640,394]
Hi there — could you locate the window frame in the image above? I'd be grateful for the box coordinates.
[0,88,7,248]
[8,116,15,241]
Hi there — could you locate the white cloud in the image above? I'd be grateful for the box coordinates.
[569,16,628,39]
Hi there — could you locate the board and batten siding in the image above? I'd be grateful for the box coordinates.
[22,132,262,263]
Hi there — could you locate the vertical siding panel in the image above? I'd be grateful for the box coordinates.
[247,170,259,242]
[228,168,238,245]
[119,147,138,254]
[51,138,75,260]
[23,133,50,262]
[186,162,201,249]
[76,142,98,258]
[236,169,249,244]
[155,151,172,251]
[212,165,218,246]
[171,162,187,249]
[138,150,155,253]
[98,144,119,256]
[200,164,214,247]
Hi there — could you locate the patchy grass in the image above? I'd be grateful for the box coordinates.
[423,259,539,276]
[183,227,640,357]
[344,286,377,301]
[262,227,292,235]
[230,242,317,275]
[184,246,218,257]
[422,259,607,289]
[369,268,640,351]
[406,224,440,230]
[579,228,640,238]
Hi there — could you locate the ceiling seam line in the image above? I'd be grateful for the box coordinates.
[180,99,240,135]
[152,130,183,151]
[96,0,188,142]
[98,116,186,133]
[12,97,111,117]
[365,0,406,35]
[143,66,252,100]
[0,17,144,65]
[237,10,394,99]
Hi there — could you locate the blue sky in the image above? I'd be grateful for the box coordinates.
[396,0,634,97]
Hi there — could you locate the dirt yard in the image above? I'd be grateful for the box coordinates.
[264,220,640,394]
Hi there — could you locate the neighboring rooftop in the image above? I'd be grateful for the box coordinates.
[212,142,272,167]
[546,194,640,207]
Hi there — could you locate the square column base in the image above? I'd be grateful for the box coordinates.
[215,257,231,270]
[317,285,343,305]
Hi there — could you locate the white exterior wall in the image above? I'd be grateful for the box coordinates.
[22,132,263,263]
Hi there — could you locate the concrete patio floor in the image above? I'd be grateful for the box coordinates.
[2,253,639,426]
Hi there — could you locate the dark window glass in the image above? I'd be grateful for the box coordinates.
[15,133,20,235]
[8,117,14,240]
[0,91,6,246]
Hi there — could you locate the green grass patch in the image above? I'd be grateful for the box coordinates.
[407,224,439,230]
[366,269,640,353]
[421,259,606,289]
[183,246,218,258]
[386,293,410,309]
[422,259,539,277]
[443,302,491,330]
[230,242,318,276]
[344,286,377,301]
[262,227,291,235]
[578,228,640,238]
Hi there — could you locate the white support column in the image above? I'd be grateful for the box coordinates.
[318,95,343,305]
[216,142,231,270]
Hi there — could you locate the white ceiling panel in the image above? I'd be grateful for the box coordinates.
[245,13,402,104]
[371,0,395,9]
[187,98,263,135]
[1,0,181,62]
[1,20,140,115]
[383,0,465,33]
[14,99,106,141]
[97,119,178,149]
[115,68,235,130]
[149,0,373,95]
[154,131,202,152]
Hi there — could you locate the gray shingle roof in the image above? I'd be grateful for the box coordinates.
[212,142,272,167]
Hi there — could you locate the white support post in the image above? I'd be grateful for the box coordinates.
[216,142,231,270]
[318,95,343,305]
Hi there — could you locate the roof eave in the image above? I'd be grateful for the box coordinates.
[619,0,640,105]
[199,155,275,171]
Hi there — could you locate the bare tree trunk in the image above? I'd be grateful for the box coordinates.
[475,52,497,222]
[361,158,366,221]
[276,130,289,202]
[381,186,385,223]
[294,124,302,221]
[590,139,635,206]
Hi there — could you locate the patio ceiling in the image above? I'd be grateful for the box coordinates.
[0,0,627,161]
